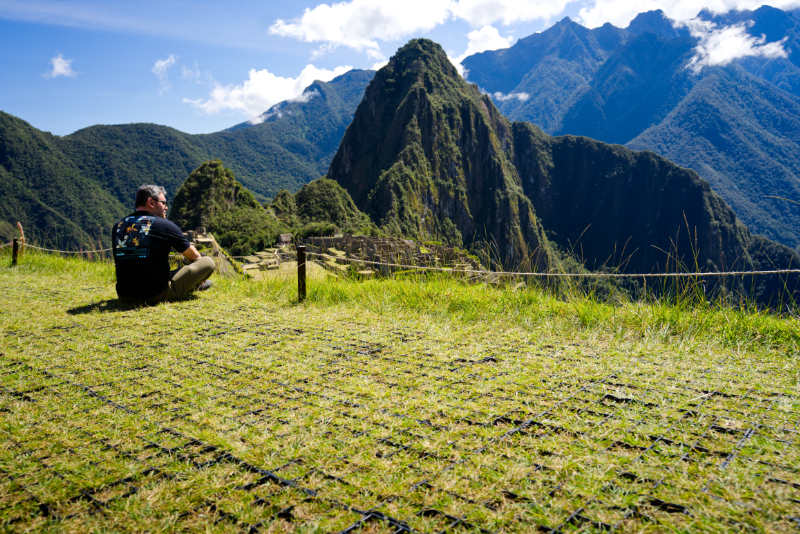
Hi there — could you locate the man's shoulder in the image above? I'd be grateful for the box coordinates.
[115,211,154,225]
[118,213,180,229]
[152,216,185,234]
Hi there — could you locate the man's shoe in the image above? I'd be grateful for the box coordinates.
[197,280,213,291]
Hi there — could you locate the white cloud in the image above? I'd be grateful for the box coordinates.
[270,0,452,55]
[248,111,281,125]
[462,25,514,58]
[184,64,352,119]
[152,54,177,93]
[572,1,795,73]
[370,58,390,70]
[451,25,514,76]
[270,0,571,57]
[492,91,530,102]
[45,53,75,78]
[686,19,788,72]
[152,54,176,78]
[291,88,321,104]
[248,88,323,125]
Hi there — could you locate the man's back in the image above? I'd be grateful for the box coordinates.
[112,211,190,300]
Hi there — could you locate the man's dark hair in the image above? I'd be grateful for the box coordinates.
[135,185,167,208]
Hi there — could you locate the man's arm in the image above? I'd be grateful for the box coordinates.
[182,245,202,262]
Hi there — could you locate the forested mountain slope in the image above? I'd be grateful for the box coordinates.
[0,70,372,247]
[463,6,800,250]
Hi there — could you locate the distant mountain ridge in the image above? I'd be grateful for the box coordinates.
[462,6,800,251]
[0,69,373,247]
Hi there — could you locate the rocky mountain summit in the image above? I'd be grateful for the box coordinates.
[328,39,556,270]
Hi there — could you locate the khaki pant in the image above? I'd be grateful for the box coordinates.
[165,256,216,301]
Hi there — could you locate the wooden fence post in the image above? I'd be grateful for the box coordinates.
[297,245,306,302]
[12,238,18,266]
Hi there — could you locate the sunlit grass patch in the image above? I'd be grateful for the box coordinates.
[0,250,798,532]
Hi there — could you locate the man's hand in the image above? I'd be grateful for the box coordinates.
[182,245,202,262]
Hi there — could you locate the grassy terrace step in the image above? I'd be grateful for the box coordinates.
[1,251,799,532]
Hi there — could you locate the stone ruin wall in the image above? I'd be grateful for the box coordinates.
[301,235,483,273]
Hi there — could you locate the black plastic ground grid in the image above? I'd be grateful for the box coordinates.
[2,311,799,532]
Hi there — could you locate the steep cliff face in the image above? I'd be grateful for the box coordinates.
[510,123,800,303]
[512,123,754,272]
[327,39,556,269]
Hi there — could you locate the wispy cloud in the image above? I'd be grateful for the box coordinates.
[451,0,574,27]
[290,88,321,104]
[685,19,788,73]
[0,0,276,52]
[184,64,352,120]
[248,88,323,125]
[152,54,177,93]
[1,1,162,36]
[492,91,530,102]
[44,53,75,78]
[451,25,514,76]
[152,54,176,78]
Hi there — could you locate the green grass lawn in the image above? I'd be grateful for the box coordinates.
[1,250,799,532]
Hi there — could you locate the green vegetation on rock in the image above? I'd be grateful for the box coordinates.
[328,39,557,270]
[0,112,126,249]
[293,178,376,236]
[171,160,283,256]
[169,162,375,255]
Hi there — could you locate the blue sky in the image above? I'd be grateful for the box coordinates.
[1,0,798,136]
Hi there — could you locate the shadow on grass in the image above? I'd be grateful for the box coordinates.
[67,299,140,315]
[67,295,199,315]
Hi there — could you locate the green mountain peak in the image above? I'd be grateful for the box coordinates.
[328,39,557,270]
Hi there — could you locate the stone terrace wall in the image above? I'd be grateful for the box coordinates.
[301,235,483,273]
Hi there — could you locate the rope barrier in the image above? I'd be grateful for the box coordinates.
[306,251,800,279]
[23,243,112,255]
[15,240,797,279]
[230,253,284,259]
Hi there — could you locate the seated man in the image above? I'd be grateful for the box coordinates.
[112,184,215,304]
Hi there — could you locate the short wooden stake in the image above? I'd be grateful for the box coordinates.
[12,238,19,266]
[297,245,306,302]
